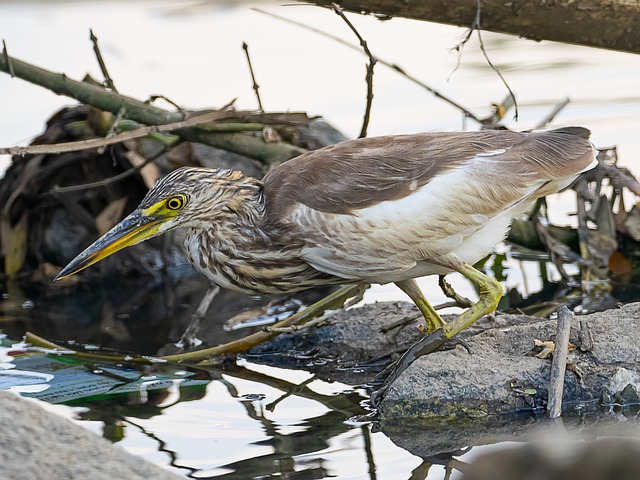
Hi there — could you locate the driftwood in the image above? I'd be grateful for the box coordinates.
[311,1,640,54]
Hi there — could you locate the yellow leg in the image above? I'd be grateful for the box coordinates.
[442,263,503,338]
[372,265,502,406]
[395,279,446,333]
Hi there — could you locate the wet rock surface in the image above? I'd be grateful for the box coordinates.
[251,301,640,420]
[247,301,427,384]
[0,391,181,480]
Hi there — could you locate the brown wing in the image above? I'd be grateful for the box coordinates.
[262,127,595,218]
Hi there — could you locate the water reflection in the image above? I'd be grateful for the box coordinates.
[64,360,369,479]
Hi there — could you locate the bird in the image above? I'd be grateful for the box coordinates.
[55,127,597,342]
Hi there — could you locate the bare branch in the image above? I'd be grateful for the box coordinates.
[449,0,519,122]
[0,110,225,156]
[89,29,117,92]
[0,52,306,164]
[254,8,482,124]
[147,94,186,116]
[534,97,570,129]
[547,306,573,418]
[477,28,519,121]
[242,42,264,111]
[331,2,376,138]
[41,140,183,197]
[448,0,480,79]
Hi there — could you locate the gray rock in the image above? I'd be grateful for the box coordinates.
[255,301,640,420]
[377,302,640,419]
[0,391,181,480]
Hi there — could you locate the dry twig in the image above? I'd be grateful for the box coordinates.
[534,97,570,129]
[147,94,186,115]
[450,0,519,121]
[331,3,376,137]
[254,8,483,123]
[89,29,117,92]
[41,139,184,197]
[242,42,264,111]
[0,110,228,156]
[547,306,573,418]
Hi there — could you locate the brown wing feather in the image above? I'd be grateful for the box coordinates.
[262,127,594,218]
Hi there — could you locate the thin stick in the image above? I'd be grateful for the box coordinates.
[242,42,264,111]
[162,284,366,364]
[448,0,480,78]
[449,0,518,121]
[41,139,183,197]
[534,97,571,129]
[97,106,126,155]
[0,110,224,156]
[175,284,220,349]
[472,0,518,120]
[254,8,481,124]
[89,29,117,92]
[147,94,186,116]
[26,331,165,365]
[547,305,573,418]
[331,3,376,138]
[477,29,519,121]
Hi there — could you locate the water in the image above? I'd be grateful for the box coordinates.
[2,0,640,478]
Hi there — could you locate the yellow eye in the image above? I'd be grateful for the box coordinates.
[166,196,185,210]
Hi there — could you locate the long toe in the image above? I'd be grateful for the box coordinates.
[370,328,448,407]
[439,336,472,353]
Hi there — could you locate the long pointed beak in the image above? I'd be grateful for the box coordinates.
[54,210,165,281]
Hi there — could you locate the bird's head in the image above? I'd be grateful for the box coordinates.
[54,167,263,281]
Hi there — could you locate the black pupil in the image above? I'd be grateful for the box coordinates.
[169,198,181,209]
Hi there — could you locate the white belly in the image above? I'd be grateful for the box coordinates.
[294,161,550,283]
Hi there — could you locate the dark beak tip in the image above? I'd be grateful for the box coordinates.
[53,270,69,282]
[53,267,72,282]
[53,255,89,282]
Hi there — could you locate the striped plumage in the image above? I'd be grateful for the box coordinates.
[141,127,596,293]
[56,127,597,337]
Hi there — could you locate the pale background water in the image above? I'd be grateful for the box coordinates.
[1,1,640,478]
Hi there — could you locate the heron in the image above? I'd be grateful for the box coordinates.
[55,127,596,344]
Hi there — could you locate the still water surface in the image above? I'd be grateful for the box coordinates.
[1,1,640,478]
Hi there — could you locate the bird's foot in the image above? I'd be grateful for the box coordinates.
[440,336,472,353]
[370,328,447,407]
[174,314,205,351]
[369,329,472,407]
